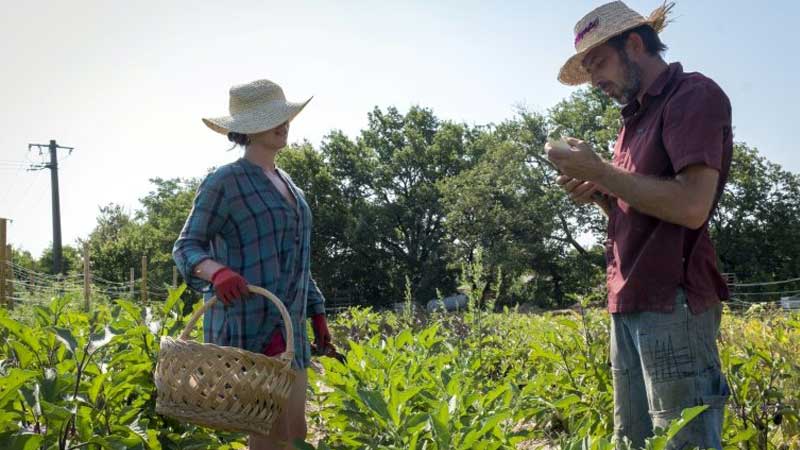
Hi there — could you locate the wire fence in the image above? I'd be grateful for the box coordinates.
[1,260,797,312]
[2,260,173,307]
[720,272,800,311]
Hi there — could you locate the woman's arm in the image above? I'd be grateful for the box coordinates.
[172,173,230,290]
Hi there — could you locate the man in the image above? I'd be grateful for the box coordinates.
[545,2,732,448]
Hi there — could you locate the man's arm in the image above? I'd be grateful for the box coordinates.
[596,162,719,229]
[547,139,720,230]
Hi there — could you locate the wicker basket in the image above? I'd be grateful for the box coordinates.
[154,285,296,435]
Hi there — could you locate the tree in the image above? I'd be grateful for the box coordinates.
[440,111,604,307]
[8,246,37,272]
[548,87,621,158]
[81,204,138,283]
[82,178,199,291]
[282,107,476,305]
[136,177,200,288]
[38,244,81,275]
[64,96,799,310]
[277,143,367,305]
[711,143,800,283]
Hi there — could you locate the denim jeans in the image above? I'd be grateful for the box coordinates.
[610,289,729,449]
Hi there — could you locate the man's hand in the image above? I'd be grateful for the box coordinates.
[556,175,600,205]
[545,137,608,182]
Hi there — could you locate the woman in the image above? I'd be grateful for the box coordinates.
[173,79,334,450]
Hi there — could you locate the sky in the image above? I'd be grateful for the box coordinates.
[1,0,798,257]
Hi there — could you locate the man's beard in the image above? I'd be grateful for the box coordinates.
[611,51,642,106]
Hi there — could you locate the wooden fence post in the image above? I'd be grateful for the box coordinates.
[129,268,135,299]
[141,256,148,304]
[83,242,91,311]
[5,244,12,309]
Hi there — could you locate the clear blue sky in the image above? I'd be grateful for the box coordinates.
[1,0,797,257]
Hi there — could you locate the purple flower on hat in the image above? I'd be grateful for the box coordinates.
[575,18,599,46]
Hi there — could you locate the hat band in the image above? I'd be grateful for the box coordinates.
[574,18,599,47]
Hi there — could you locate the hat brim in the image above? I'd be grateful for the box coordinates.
[202,97,312,135]
[558,14,669,86]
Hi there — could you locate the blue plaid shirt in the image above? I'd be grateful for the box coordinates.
[173,157,325,368]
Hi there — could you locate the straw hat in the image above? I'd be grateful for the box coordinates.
[558,1,674,86]
[202,79,312,135]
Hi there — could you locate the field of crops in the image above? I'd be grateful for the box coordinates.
[0,288,798,449]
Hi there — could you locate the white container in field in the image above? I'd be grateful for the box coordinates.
[780,295,800,310]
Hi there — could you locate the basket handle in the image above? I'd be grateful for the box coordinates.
[178,285,295,364]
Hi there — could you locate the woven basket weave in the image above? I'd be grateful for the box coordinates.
[154,285,296,435]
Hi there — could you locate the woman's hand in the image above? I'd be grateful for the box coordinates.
[210,267,249,305]
[310,314,344,362]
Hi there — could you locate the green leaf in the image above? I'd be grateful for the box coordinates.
[665,405,709,441]
[76,405,94,441]
[460,414,511,450]
[401,412,429,435]
[88,371,109,403]
[127,419,149,444]
[0,317,42,353]
[89,435,146,450]
[430,403,451,449]
[146,429,162,450]
[553,394,581,409]
[0,369,37,408]
[32,306,51,327]
[357,388,390,424]
[7,340,36,369]
[483,383,509,406]
[163,284,186,316]
[39,367,65,404]
[19,384,41,417]
[0,411,22,430]
[88,326,117,354]
[727,426,757,444]
[115,299,143,323]
[40,399,74,423]
[53,327,79,356]
[0,431,44,450]
[396,328,414,348]
[478,411,510,436]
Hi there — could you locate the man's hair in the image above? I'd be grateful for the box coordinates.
[606,24,667,56]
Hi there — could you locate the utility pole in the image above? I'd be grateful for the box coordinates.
[28,140,73,275]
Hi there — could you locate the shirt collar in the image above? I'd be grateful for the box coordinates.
[622,62,683,117]
[238,157,280,176]
[646,62,682,97]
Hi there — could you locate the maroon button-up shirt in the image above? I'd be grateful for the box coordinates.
[606,63,732,314]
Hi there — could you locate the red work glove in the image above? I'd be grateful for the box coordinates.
[311,314,332,350]
[310,314,345,362]
[210,267,249,305]
[263,328,286,357]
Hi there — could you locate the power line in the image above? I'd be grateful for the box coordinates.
[729,276,800,288]
[732,289,800,296]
